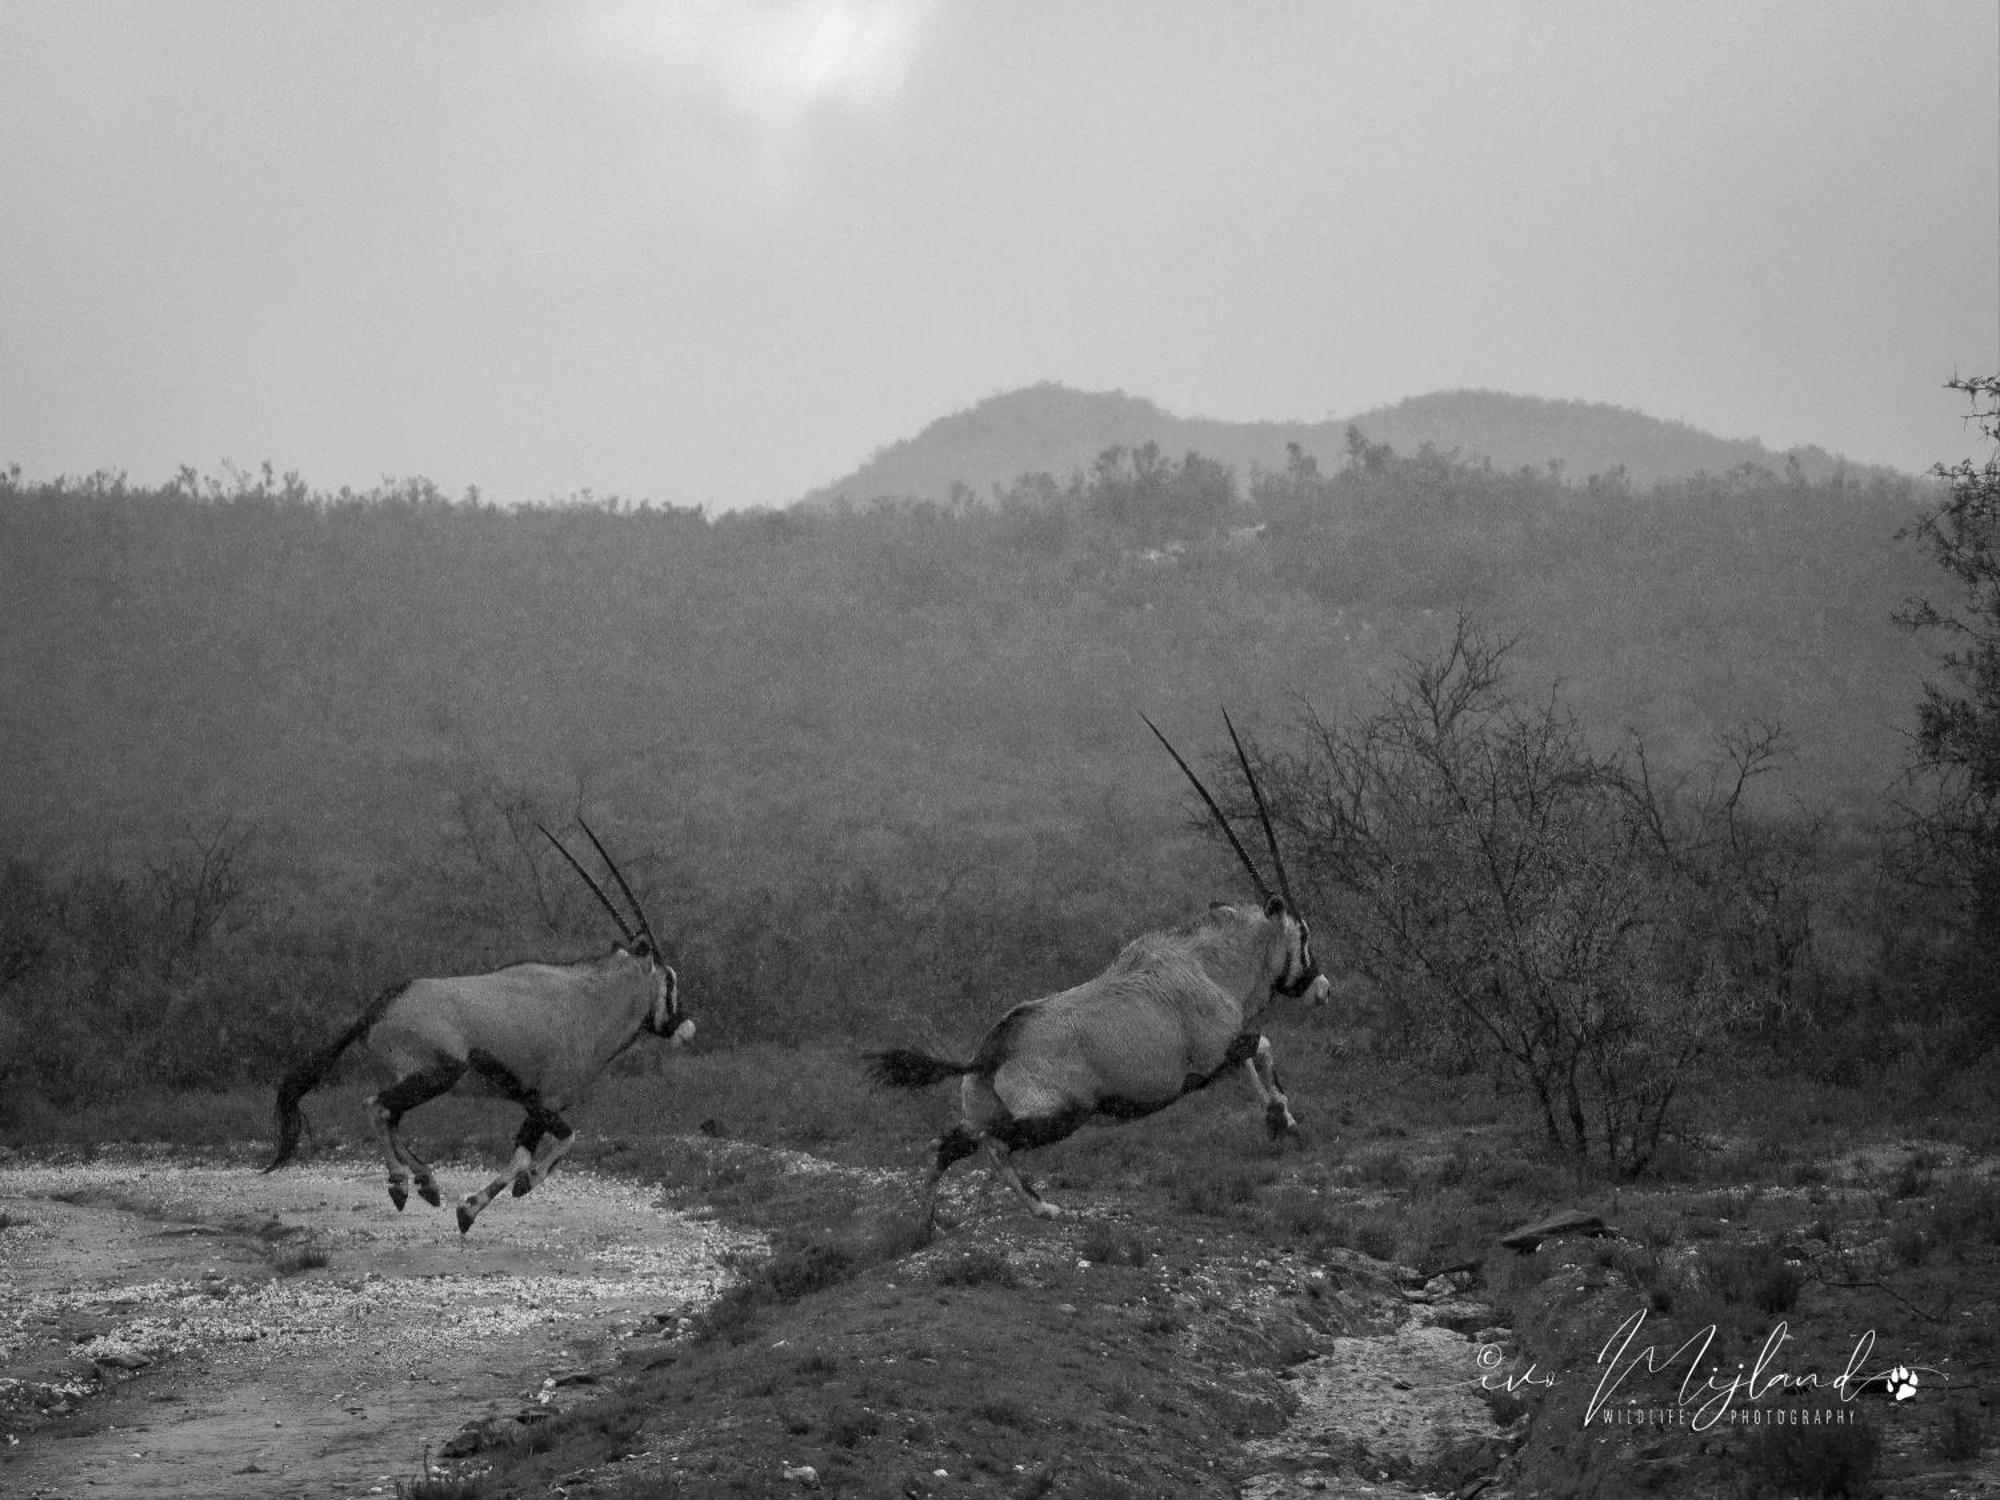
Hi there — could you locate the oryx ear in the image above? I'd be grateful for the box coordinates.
[1264,894,1288,920]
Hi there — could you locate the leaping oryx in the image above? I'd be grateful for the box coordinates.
[866,712,1332,1232]
[263,820,693,1233]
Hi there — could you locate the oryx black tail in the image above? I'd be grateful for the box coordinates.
[263,983,406,1172]
[862,1048,978,1090]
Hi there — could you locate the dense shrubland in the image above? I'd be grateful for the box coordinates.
[1239,619,1804,1177]
[1,405,1990,1165]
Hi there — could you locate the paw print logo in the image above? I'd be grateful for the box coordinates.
[1887,1367,1919,1401]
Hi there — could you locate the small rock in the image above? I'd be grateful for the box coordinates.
[440,1428,488,1459]
[781,1463,818,1484]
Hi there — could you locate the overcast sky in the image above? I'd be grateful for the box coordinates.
[3,2,1995,510]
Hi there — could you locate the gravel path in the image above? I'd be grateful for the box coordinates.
[0,1149,754,1499]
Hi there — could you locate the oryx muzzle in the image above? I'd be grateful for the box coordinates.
[263,818,690,1232]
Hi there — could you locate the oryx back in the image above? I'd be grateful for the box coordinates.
[365,952,657,1111]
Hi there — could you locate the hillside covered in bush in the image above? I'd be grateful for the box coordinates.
[0,437,1949,1119]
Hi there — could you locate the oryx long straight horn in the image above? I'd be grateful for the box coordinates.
[537,821,634,946]
[1139,712,1273,903]
[575,817,662,958]
[1221,707,1298,911]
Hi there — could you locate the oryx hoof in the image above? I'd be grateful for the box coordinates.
[389,1182,409,1211]
[456,1202,477,1235]
[510,1172,534,1199]
[417,1180,442,1208]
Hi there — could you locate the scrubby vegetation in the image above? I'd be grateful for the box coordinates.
[1,395,1980,1148]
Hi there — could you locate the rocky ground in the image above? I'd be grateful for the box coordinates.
[0,1149,756,1498]
[4,1131,1996,1499]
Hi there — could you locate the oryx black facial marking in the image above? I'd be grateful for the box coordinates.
[864,713,1334,1233]
[264,818,693,1234]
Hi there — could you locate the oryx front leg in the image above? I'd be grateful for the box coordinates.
[458,1134,546,1234]
[367,1059,465,1210]
[1240,1034,1300,1140]
[455,1053,568,1234]
[514,1114,576,1196]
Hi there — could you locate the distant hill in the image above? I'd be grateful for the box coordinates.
[800,384,1884,508]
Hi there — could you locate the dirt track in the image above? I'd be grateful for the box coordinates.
[0,1149,754,1499]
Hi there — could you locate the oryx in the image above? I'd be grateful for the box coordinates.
[866,712,1331,1231]
[263,820,693,1233]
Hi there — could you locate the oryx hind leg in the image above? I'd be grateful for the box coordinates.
[985,1108,1088,1220]
[1240,1034,1300,1140]
[918,1125,983,1234]
[982,1135,1061,1220]
[981,1066,1090,1220]
[367,1058,466,1210]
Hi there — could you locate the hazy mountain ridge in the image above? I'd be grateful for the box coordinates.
[801,384,1887,509]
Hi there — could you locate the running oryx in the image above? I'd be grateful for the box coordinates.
[263,820,693,1233]
[866,712,1332,1231]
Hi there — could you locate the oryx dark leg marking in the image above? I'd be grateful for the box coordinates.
[512,1109,576,1196]
[455,1050,573,1233]
[917,1125,983,1234]
[1096,1094,1174,1121]
[1240,1033,1300,1139]
[1184,1030,1265,1096]
[982,1138,1057,1218]
[366,1057,465,1210]
[934,1124,981,1174]
[982,1106,1088,1219]
[923,1107,1087,1229]
[991,1106,1088,1153]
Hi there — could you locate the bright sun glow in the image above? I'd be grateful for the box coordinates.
[580,0,934,127]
